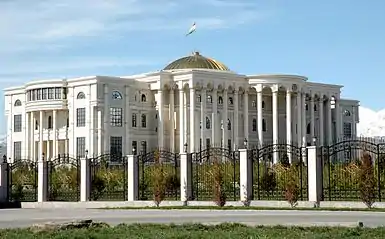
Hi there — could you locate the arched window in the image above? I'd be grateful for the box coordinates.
[262,101,265,109]
[197,94,201,103]
[262,119,266,132]
[252,119,257,131]
[207,95,212,103]
[141,94,146,102]
[14,100,22,106]
[206,117,211,129]
[112,91,123,100]
[77,92,86,99]
[35,120,39,130]
[307,123,311,134]
[141,114,147,127]
[314,104,317,111]
[305,103,309,111]
[48,116,52,129]
[227,119,231,130]
[218,96,223,105]
[344,110,351,116]
[228,97,233,105]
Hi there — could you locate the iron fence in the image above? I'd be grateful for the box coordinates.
[7,159,37,202]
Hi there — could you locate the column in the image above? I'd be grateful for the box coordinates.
[319,98,324,146]
[125,87,131,154]
[352,106,356,138]
[170,88,175,152]
[200,89,206,150]
[326,98,332,145]
[310,95,315,142]
[158,90,164,149]
[30,112,35,160]
[212,89,218,146]
[335,97,342,141]
[272,88,278,164]
[86,85,91,153]
[257,90,262,147]
[47,140,50,160]
[103,85,110,152]
[296,93,302,147]
[179,89,185,153]
[244,90,249,145]
[97,108,103,155]
[90,105,95,156]
[39,111,44,157]
[53,110,57,158]
[184,91,188,150]
[234,90,239,150]
[286,90,292,145]
[301,92,306,147]
[189,88,195,152]
[25,112,29,159]
[223,89,228,148]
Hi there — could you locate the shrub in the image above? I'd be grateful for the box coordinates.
[285,165,300,208]
[211,156,227,207]
[260,168,277,192]
[152,150,167,207]
[359,152,376,208]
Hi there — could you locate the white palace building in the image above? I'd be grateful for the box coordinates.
[4,52,359,161]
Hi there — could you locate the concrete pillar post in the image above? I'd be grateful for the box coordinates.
[38,153,48,202]
[80,153,90,202]
[307,146,322,204]
[127,154,138,201]
[180,153,192,202]
[239,149,252,202]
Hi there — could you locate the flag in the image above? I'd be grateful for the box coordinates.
[186,22,196,36]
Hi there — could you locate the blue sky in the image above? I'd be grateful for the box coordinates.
[1,0,385,135]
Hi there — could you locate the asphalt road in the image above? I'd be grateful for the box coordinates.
[1,209,385,229]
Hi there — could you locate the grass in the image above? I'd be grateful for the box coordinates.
[101,205,385,212]
[1,223,385,239]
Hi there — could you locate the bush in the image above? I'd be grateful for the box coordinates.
[260,168,277,192]
[211,156,227,207]
[359,152,376,208]
[152,150,167,207]
[285,165,300,207]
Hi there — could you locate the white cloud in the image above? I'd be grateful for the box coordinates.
[358,106,385,137]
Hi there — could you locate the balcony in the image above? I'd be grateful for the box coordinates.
[26,99,68,112]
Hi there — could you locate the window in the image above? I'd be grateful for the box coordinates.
[32,90,36,101]
[35,120,38,130]
[42,88,47,100]
[343,122,352,138]
[27,91,31,101]
[77,92,86,99]
[13,141,21,161]
[305,104,309,111]
[55,87,61,99]
[48,116,52,129]
[48,88,54,99]
[229,97,233,105]
[141,94,146,102]
[197,94,201,103]
[76,137,86,158]
[228,139,231,151]
[262,119,266,132]
[63,87,68,99]
[14,100,22,106]
[141,141,147,154]
[13,114,22,132]
[110,136,122,158]
[112,91,123,100]
[132,141,138,155]
[206,138,211,149]
[141,114,146,128]
[37,89,42,100]
[252,100,256,107]
[218,96,223,105]
[262,101,265,109]
[252,119,257,131]
[344,110,351,116]
[110,107,123,127]
[205,117,211,129]
[307,123,311,134]
[314,104,317,111]
[76,108,86,127]
[227,119,231,130]
[207,95,212,103]
[66,118,69,128]
[132,114,137,127]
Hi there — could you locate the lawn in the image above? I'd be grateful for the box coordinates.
[1,223,385,239]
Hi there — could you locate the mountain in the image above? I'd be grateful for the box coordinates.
[357,107,385,137]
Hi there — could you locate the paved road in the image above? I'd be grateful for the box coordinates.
[1,209,385,229]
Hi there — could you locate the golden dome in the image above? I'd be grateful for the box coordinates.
[163,52,230,71]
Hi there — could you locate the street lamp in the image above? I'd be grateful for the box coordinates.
[184,143,188,153]
[243,138,248,149]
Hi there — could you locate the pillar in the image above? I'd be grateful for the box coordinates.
[103,85,110,152]
[180,153,192,202]
[223,89,228,148]
[39,111,44,157]
[97,108,103,155]
[80,155,90,201]
[272,88,278,163]
[257,90,263,147]
[125,87,130,155]
[310,95,315,142]
[170,88,175,152]
[0,158,8,202]
[307,146,322,203]
[30,112,35,160]
[179,89,185,153]
[189,88,195,152]
[286,90,292,163]
[335,97,342,141]
[127,154,138,201]
[37,154,47,202]
[244,90,250,145]
[319,97,324,146]
[326,97,332,145]
[212,89,218,146]
[200,89,206,150]
[158,90,164,149]
[234,90,239,149]
[53,110,57,158]
[90,105,95,156]
[25,112,29,159]
[301,93,306,147]
[239,149,252,201]
[296,93,302,147]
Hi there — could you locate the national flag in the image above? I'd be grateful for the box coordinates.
[186,22,196,36]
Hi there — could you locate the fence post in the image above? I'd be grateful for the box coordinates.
[0,156,8,202]
[38,154,48,202]
[80,156,90,202]
[127,154,138,201]
[180,153,192,202]
[239,149,252,202]
[307,146,322,204]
